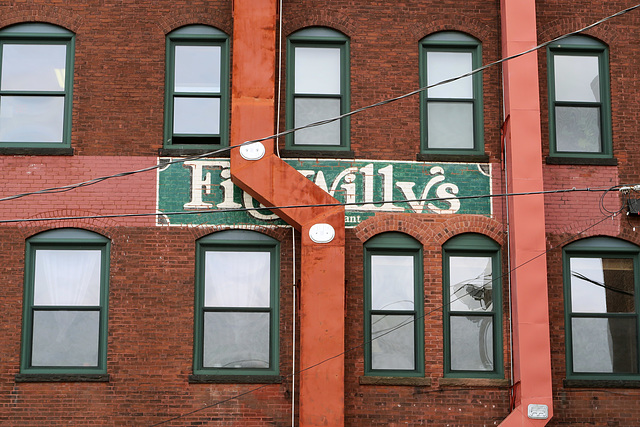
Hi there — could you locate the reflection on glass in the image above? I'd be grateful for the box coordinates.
[554,55,600,102]
[204,251,270,308]
[427,51,472,99]
[294,98,340,145]
[33,249,102,306]
[371,314,414,370]
[556,106,601,152]
[173,97,220,134]
[0,96,64,143]
[32,311,99,367]
[371,255,414,310]
[1,44,66,91]
[449,256,492,311]
[572,317,637,373]
[570,257,635,313]
[450,315,493,371]
[295,47,341,95]
[427,102,473,149]
[204,312,269,368]
[174,45,221,93]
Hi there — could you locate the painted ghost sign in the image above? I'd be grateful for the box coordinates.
[156,158,491,226]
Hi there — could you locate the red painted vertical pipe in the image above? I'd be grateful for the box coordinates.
[500,0,554,425]
[230,1,346,425]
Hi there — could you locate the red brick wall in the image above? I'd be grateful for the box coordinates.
[538,1,640,425]
[0,225,296,426]
[345,214,509,426]
[2,0,640,425]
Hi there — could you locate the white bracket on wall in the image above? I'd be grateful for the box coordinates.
[239,142,266,161]
[309,223,335,244]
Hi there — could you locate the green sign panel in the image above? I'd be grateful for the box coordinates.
[156,158,492,226]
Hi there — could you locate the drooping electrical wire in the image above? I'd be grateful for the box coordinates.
[0,185,634,225]
[2,4,639,206]
[148,207,623,426]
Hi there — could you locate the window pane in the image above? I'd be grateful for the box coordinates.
[572,317,637,373]
[371,255,414,310]
[31,311,99,367]
[174,45,221,93]
[554,55,600,102]
[570,258,635,313]
[449,256,493,311]
[1,44,66,91]
[203,312,270,368]
[294,97,340,145]
[555,106,601,152]
[427,51,472,99]
[295,47,341,95]
[204,251,270,307]
[427,102,474,148]
[450,315,493,371]
[173,97,220,134]
[33,250,102,306]
[371,314,415,370]
[0,96,64,143]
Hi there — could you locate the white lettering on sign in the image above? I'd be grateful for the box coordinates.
[183,160,461,220]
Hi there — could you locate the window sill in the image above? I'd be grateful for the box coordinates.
[564,379,640,388]
[439,377,509,388]
[15,373,109,383]
[279,149,355,159]
[0,147,74,156]
[189,374,283,384]
[416,153,490,163]
[545,156,618,166]
[158,148,229,157]
[359,376,431,387]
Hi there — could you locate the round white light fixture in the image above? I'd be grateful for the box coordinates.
[240,142,266,160]
[309,223,335,244]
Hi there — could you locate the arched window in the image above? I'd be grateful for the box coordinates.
[286,27,350,151]
[420,32,483,156]
[21,229,110,375]
[442,233,502,377]
[0,23,75,150]
[193,230,280,377]
[164,25,229,149]
[547,35,612,158]
[563,237,640,378]
[364,232,424,376]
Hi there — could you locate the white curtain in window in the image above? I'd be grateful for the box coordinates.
[33,249,101,306]
[204,251,270,308]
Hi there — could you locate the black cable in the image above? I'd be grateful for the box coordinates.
[3,4,639,206]
[149,208,621,426]
[0,184,630,224]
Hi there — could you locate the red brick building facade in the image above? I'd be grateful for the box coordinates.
[0,0,639,425]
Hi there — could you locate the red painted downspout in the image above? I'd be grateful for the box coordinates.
[500,0,554,425]
[230,1,345,426]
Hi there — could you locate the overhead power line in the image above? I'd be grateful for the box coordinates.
[1,4,638,205]
[0,184,633,224]
[146,3,640,423]
[149,207,623,427]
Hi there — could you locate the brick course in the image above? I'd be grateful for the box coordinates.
[0,0,639,425]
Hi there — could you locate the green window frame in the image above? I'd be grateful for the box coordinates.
[194,230,280,376]
[443,233,503,378]
[0,23,75,148]
[164,25,229,149]
[563,237,640,379]
[420,32,483,156]
[20,229,110,374]
[285,27,350,151]
[547,35,612,158]
[364,232,424,377]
